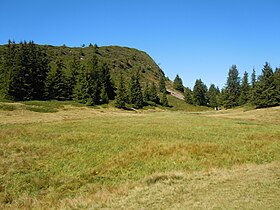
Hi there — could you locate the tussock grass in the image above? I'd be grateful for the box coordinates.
[0,103,279,209]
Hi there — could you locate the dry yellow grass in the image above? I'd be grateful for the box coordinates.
[63,161,280,210]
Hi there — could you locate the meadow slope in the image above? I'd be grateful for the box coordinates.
[0,103,279,209]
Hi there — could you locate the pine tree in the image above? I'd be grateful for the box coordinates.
[160,91,169,107]
[252,62,277,108]
[100,84,109,104]
[184,87,194,104]
[207,84,220,108]
[193,79,208,106]
[1,40,16,99]
[8,41,31,100]
[173,74,184,92]
[223,65,241,108]
[115,72,127,108]
[69,56,81,98]
[149,82,160,103]
[143,82,150,102]
[130,72,143,108]
[159,76,166,93]
[99,62,115,100]
[273,67,280,105]
[86,55,101,105]
[239,71,250,105]
[45,58,70,100]
[251,68,256,88]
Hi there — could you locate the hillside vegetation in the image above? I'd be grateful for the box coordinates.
[0,103,279,209]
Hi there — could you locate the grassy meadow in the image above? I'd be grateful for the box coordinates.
[0,101,279,209]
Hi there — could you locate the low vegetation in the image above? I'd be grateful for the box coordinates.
[0,102,279,209]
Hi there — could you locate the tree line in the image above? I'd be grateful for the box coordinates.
[0,40,169,108]
[174,63,280,109]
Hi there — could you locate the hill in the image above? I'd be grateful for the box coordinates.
[0,43,164,92]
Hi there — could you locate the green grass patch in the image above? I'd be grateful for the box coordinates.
[0,108,279,208]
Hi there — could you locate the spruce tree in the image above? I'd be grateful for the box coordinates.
[143,82,150,102]
[159,76,166,93]
[251,68,256,88]
[8,41,31,100]
[99,62,115,100]
[273,67,280,105]
[252,62,277,107]
[45,58,70,100]
[160,91,169,107]
[69,56,81,98]
[193,79,208,106]
[130,72,143,108]
[149,82,160,103]
[1,40,16,99]
[115,72,127,108]
[207,84,220,108]
[86,55,101,105]
[239,71,250,105]
[173,74,184,92]
[184,87,194,105]
[223,65,241,108]
[100,84,109,104]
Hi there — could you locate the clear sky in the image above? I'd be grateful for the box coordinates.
[1,0,280,88]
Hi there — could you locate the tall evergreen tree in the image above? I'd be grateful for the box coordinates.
[159,76,166,93]
[193,79,208,106]
[223,65,241,108]
[86,55,101,105]
[173,74,184,92]
[207,84,220,108]
[130,72,143,108]
[115,71,127,108]
[184,87,194,105]
[149,82,160,103]
[273,67,280,105]
[251,68,256,88]
[1,40,16,98]
[252,62,277,107]
[99,62,115,100]
[8,41,31,100]
[45,58,70,100]
[160,90,169,107]
[69,56,81,98]
[239,71,250,105]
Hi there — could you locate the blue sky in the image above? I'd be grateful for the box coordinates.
[1,0,280,88]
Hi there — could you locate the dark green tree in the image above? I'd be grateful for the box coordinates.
[173,74,184,92]
[45,58,70,100]
[115,72,127,108]
[193,79,208,106]
[223,65,241,108]
[207,84,220,108]
[160,91,169,107]
[239,71,250,105]
[143,82,150,102]
[159,76,166,93]
[69,56,82,98]
[252,62,277,107]
[99,62,115,100]
[184,87,194,104]
[251,68,256,88]
[149,82,160,103]
[273,67,280,105]
[1,40,16,98]
[100,84,109,104]
[130,72,143,108]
